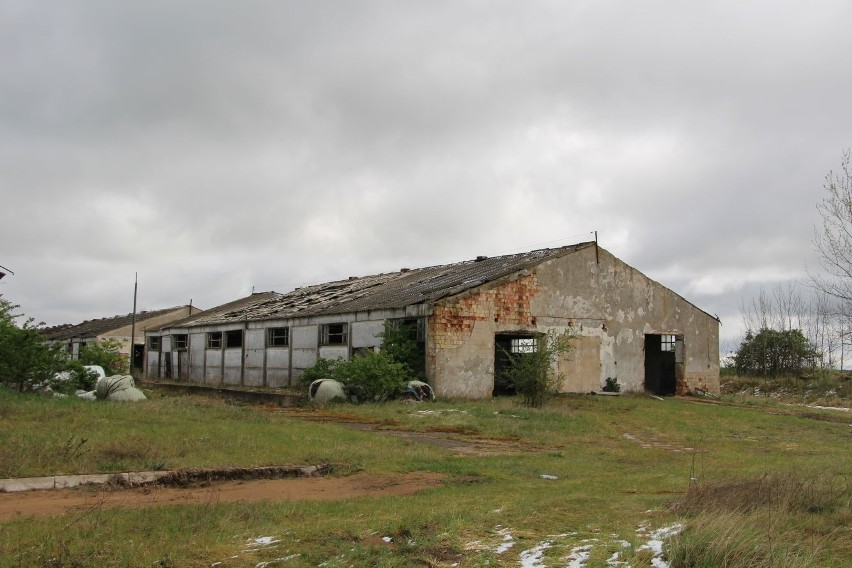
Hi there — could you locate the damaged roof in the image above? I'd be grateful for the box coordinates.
[42,306,196,340]
[163,243,595,328]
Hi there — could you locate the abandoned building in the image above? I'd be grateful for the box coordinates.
[42,305,201,369]
[145,242,720,398]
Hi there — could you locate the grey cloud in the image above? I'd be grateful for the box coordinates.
[2,1,851,344]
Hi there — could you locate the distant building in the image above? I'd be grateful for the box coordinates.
[146,243,720,397]
[43,305,201,369]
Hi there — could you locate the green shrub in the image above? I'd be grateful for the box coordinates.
[0,297,66,391]
[378,319,425,379]
[603,377,621,392]
[50,361,100,392]
[300,357,345,387]
[301,351,412,403]
[497,330,576,408]
[337,351,411,402]
[78,338,128,376]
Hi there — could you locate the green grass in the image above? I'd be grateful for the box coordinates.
[0,386,849,567]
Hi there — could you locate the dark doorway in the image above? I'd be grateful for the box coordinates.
[644,334,677,395]
[385,318,427,378]
[131,344,144,371]
[494,333,539,396]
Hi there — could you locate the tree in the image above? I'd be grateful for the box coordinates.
[0,297,66,391]
[812,149,852,308]
[733,328,817,377]
[79,338,128,376]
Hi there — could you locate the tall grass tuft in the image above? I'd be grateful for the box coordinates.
[669,472,852,567]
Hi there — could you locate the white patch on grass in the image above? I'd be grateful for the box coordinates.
[495,533,515,554]
[519,540,553,567]
[606,551,628,566]
[565,544,593,567]
[249,536,281,547]
[636,523,683,567]
[256,554,300,567]
[808,405,850,412]
[414,408,467,416]
[540,474,558,480]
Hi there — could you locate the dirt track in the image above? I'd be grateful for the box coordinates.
[0,471,445,521]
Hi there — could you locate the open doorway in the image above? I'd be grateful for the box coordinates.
[131,344,145,374]
[644,334,679,395]
[494,333,539,396]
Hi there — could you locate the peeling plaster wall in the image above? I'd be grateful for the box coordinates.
[427,274,539,398]
[428,247,719,398]
[576,248,720,394]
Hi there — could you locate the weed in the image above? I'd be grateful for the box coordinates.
[60,435,88,462]
[603,377,621,392]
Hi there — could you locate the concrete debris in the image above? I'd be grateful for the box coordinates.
[403,380,435,401]
[309,379,347,403]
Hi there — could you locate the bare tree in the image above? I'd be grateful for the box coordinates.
[813,149,852,307]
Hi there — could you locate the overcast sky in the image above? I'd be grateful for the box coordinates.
[2,1,851,348]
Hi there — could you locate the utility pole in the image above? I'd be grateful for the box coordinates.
[130,273,138,373]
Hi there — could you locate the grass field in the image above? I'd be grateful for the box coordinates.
[0,381,849,567]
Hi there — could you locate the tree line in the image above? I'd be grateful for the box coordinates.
[733,150,852,376]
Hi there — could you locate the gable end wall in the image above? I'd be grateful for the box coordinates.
[427,247,720,398]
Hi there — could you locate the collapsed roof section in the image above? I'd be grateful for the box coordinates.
[166,242,595,328]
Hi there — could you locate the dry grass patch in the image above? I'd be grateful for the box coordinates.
[669,471,852,567]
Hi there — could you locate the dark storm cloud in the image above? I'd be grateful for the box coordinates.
[2,1,851,343]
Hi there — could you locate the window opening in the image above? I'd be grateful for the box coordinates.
[267,327,289,347]
[225,329,243,348]
[148,336,161,351]
[320,323,348,346]
[173,334,188,350]
[661,334,676,352]
[207,332,222,349]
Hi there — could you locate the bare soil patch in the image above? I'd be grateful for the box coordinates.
[284,407,546,456]
[0,471,445,521]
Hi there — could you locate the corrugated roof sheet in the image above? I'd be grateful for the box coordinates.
[165,243,594,328]
[42,306,196,340]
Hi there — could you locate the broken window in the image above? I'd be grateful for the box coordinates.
[225,329,243,349]
[661,335,676,352]
[384,318,426,377]
[320,323,348,346]
[207,331,222,349]
[173,334,188,350]
[267,327,289,347]
[510,337,537,354]
[148,336,161,351]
